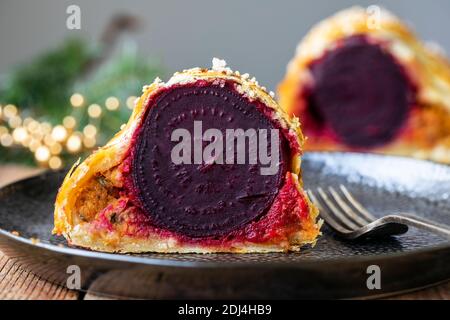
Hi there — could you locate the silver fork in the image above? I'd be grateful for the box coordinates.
[307,185,450,241]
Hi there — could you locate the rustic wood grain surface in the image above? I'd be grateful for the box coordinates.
[0,165,448,300]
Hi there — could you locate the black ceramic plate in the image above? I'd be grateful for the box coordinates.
[0,152,449,299]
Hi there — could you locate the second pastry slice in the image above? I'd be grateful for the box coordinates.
[279,6,450,163]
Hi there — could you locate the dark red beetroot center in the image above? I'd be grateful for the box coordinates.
[304,35,414,148]
[132,82,290,238]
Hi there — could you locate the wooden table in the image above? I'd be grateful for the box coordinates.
[0,165,448,300]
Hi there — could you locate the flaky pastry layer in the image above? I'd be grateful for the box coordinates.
[54,60,321,253]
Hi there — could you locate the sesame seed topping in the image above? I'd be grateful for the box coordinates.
[212,57,227,71]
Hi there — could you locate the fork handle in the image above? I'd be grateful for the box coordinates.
[386,215,450,239]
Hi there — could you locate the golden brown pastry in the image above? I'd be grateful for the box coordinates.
[278,6,450,163]
[53,59,321,253]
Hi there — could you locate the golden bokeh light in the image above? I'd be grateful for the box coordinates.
[43,134,55,146]
[0,102,96,166]
[83,124,97,138]
[35,145,50,162]
[105,97,120,111]
[26,120,40,133]
[12,127,28,143]
[50,142,62,155]
[51,125,68,142]
[70,93,85,107]
[63,116,77,129]
[126,96,138,109]
[49,156,63,170]
[28,139,42,152]
[0,94,133,166]
[21,135,31,147]
[8,115,22,128]
[40,122,52,135]
[22,117,33,127]
[0,133,13,147]
[88,104,102,118]
[3,104,18,118]
[31,130,44,142]
[67,134,82,153]
[83,136,97,148]
[0,126,8,136]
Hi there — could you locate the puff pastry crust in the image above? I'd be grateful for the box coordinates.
[278,6,450,163]
[53,60,321,253]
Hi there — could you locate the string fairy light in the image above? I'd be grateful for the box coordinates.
[35,145,50,162]
[40,122,52,135]
[66,133,82,153]
[21,135,31,148]
[3,104,18,118]
[83,136,96,149]
[8,115,22,128]
[51,125,68,142]
[70,93,85,107]
[12,127,28,143]
[126,96,138,109]
[0,133,13,147]
[0,126,8,136]
[50,142,63,155]
[0,93,135,168]
[43,134,55,146]
[28,139,42,152]
[105,96,120,111]
[26,120,40,133]
[88,104,102,118]
[63,116,77,129]
[49,156,63,170]
[83,124,97,137]
[22,117,33,127]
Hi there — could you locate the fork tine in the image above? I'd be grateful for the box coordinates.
[307,190,350,234]
[339,185,376,222]
[316,188,360,230]
[328,187,369,226]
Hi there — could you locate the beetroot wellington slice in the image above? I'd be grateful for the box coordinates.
[278,7,450,163]
[53,59,321,253]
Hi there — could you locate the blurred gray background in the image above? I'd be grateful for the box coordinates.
[1,0,449,90]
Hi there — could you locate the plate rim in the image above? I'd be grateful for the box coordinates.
[0,151,449,269]
[0,227,450,269]
[0,151,450,268]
